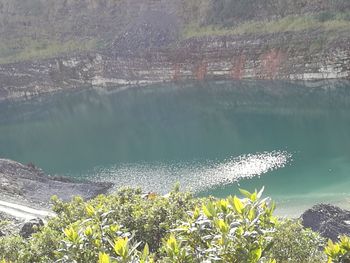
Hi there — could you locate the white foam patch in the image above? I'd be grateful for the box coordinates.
[86,151,291,194]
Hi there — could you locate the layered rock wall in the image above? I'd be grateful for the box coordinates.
[0,31,349,101]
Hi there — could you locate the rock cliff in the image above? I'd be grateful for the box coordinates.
[1,30,349,101]
[0,0,349,101]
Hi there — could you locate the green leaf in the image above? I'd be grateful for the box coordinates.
[202,202,216,219]
[257,186,265,199]
[167,234,179,255]
[114,237,129,258]
[248,208,255,221]
[215,219,229,234]
[218,199,229,213]
[84,226,93,236]
[193,206,200,219]
[98,252,110,263]
[63,226,79,242]
[141,243,150,261]
[250,247,262,262]
[202,205,212,218]
[85,204,96,217]
[232,196,244,214]
[239,188,252,198]
[250,191,257,202]
[340,235,350,250]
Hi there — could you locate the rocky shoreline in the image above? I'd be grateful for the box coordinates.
[0,159,113,204]
[302,204,350,241]
[1,158,350,241]
[0,158,113,237]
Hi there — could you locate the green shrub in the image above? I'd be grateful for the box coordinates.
[0,187,331,262]
[267,220,326,262]
[50,187,200,252]
[0,235,30,262]
[325,236,350,263]
[1,187,200,262]
[160,188,277,262]
[57,218,154,262]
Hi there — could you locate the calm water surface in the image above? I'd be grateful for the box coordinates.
[1,80,350,215]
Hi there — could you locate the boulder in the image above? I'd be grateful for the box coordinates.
[19,218,44,238]
[301,204,350,241]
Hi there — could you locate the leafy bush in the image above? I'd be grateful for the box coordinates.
[0,186,336,262]
[267,220,326,262]
[160,188,276,262]
[58,219,153,262]
[50,187,200,252]
[0,187,200,262]
[0,235,30,262]
[325,236,350,263]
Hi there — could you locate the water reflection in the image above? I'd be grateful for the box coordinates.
[1,80,350,215]
[85,151,291,194]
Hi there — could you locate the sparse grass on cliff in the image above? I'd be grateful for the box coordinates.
[0,0,349,64]
[0,38,98,64]
[182,13,350,39]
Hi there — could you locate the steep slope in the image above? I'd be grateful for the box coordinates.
[0,0,181,64]
[1,0,349,64]
[0,0,349,100]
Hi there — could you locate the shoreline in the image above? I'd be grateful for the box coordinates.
[1,154,350,218]
[275,197,350,218]
[1,158,350,241]
[0,158,113,205]
[1,78,350,107]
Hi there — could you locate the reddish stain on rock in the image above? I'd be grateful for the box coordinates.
[260,49,285,79]
[172,63,181,81]
[194,61,208,80]
[230,54,246,80]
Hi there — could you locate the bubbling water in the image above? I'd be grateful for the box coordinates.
[84,151,291,194]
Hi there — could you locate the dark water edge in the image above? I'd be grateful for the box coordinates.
[1,80,350,216]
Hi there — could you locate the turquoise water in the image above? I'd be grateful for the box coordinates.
[1,80,350,215]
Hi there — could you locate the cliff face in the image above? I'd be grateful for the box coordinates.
[0,0,350,101]
[1,30,349,101]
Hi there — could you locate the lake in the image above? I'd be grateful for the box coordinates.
[1,80,350,215]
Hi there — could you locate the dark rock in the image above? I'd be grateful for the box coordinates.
[0,158,113,204]
[301,204,350,241]
[0,230,4,237]
[19,218,44,238]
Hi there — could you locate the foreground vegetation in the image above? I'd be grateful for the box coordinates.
[0,186,349,262]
